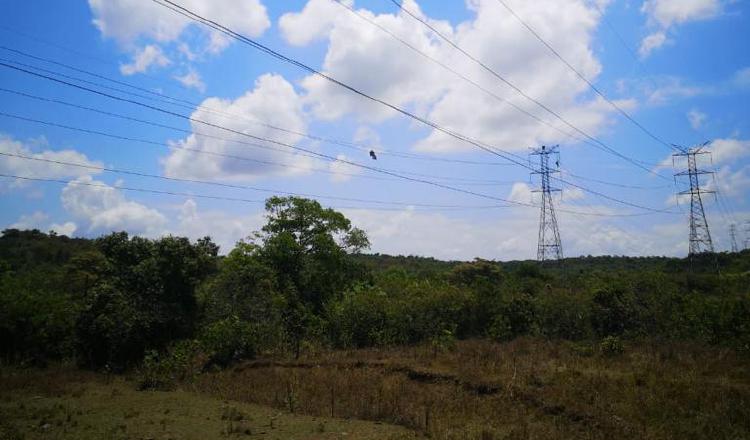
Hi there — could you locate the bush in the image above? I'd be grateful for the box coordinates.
[488,294,535,341]
[599,336,624,357]
[200,316,257,367]
[137,340,204,390]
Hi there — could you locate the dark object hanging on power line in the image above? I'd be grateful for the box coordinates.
[369,150,377,160]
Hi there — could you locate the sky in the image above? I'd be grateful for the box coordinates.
[0,0,749,260]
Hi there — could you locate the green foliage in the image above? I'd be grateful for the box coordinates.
[2,201,750,375]
[199,316,257,367]
[488,293,536,341]
[75,233,218,369]
[599,335,624,356]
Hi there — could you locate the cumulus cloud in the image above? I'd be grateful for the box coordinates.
[639,0,722,58]
[172,199,265,253]
[88,0,270,50]
[329,154,360,182]
[710,138,750,164]
[162,73,316,181]
[9,211,77,236]
[174,68,206,92]
[61,176,166,235]
[341,200,684,260]
[119,44,170,75]
[281,0,624,154]
[687,109,707,130]
[639,31,668,58]
[0,134,102,190]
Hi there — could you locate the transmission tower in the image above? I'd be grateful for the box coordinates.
[531,145,563,262]
[673,143,715,255]
[730,224,739,253]
[744,221,750,250]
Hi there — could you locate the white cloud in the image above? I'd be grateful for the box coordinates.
[174,68,206,92]
[162,73,315,181]
[8,211,77,236]
[639,31,667,58]
[641,0,721,28]
[639,0,722,58]
[172,199,265,253]
[61,175,166,235]
[88,0,270,51]
[120,44,170,75]
[710,138,750,164]
[342,201,686,259]
[733,67,750,89]
[279,0,351,46]
[687,109,707,130]
[282,0,625,154]
[329,154,360,182]
[0,134,102,190]
[509,182,533,203]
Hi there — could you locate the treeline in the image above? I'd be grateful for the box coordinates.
[1,196,749,378]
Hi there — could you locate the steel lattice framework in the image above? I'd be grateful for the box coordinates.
[673,144,715,256]
[531,145,563,262]
[730,223,739,253]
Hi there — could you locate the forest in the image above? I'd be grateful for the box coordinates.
[1,196,749,439]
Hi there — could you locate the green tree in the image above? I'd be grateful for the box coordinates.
[75,233,218,369]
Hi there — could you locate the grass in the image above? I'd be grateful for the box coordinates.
[189,338,750,439]
[0,367,415,440]
[2,338,749,439]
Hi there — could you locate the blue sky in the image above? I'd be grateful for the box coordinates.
[0,0,748,259]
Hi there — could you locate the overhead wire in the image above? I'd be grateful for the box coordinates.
[132,1,678,214]
[492,0,673,151]
[386,0,669,177]
[0,60,678,214]
[0,151,514,210]
[0,85,518,186]
[0,45,514,167]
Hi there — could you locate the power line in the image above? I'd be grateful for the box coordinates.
[98,2,678,215]
[492,0,673,151]
[0,111,668,219]
[387,0,669,178]
[0,85,517,186]
[0,111,398,183]
[0,173,474,212]
[0,61,677,214]
[330,0,592,148]
[0,151,513,210]
[0,45,515,167]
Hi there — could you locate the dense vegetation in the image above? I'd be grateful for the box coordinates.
[2,196,750,438]
[2,196,748,375]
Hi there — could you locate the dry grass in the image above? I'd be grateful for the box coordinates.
[0,366,414,440]
[189,338,750,440]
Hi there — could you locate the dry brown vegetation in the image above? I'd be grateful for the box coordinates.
[0,366,413,440]
[189,338,750,440]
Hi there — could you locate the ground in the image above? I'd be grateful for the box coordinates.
[0,370,414,440]
[2,338,749,440]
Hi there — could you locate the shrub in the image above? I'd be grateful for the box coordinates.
[137,340,204,390]
[488,294,535,341]
[200,316,257,367]
[599,336,624,357]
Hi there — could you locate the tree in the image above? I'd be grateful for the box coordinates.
[257,197,370,311]
[75,233,218,369]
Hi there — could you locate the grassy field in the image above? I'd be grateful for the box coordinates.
[189,338,750,440]
[2,338,749,440]
[0,368,414,440]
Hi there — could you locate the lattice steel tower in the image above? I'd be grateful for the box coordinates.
[673,143,715,255]
[730,224,739,253]
[531,145,563,262]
